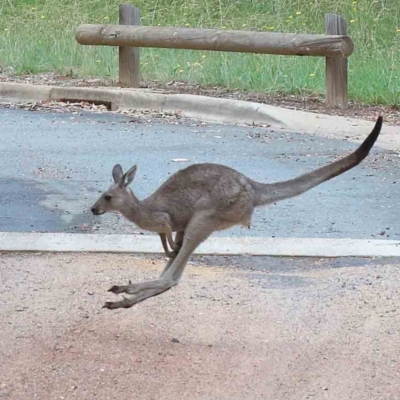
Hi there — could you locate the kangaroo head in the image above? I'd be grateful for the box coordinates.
[91,164,137,215]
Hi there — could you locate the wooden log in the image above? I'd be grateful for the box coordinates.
[76,25,354,58]
[325,14,349,108]
[119,4,141,88]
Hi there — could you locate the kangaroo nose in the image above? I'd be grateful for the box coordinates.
[91,206,96,214]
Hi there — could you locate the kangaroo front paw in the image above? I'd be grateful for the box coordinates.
[165,250,179,258]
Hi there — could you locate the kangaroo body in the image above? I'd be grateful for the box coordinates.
[91,117,383,310]
[129,163,256,232]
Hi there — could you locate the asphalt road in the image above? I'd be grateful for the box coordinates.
[1,105,399,239]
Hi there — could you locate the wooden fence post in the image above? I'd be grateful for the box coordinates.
[325,13,348,108]
[119,4,141,87]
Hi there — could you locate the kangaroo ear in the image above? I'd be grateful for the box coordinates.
[112,164,124,183]
[123,165,137,187]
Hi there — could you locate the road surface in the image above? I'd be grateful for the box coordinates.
[0,105,399,239]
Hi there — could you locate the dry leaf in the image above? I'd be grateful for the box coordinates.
[171,158,189,162]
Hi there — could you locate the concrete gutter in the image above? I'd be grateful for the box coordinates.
[0,232,399,257]
[1,82,399,151]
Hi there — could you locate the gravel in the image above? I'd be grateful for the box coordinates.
[1,252,399,399]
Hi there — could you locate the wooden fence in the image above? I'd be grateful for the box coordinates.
[76,5,353,108]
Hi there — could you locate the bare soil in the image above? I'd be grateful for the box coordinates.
[1,72,399,126]
[1,252,399,400]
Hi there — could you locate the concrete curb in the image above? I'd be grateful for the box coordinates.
[0,232,399,257]
[1,82,399,150]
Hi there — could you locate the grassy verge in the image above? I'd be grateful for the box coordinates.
[0,0,399,105]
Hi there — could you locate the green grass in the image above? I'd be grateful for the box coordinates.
[0,0,399,104]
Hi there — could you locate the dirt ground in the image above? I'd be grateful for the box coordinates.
[1,252,399,400]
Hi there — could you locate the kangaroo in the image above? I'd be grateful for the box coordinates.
[91,116,383,310]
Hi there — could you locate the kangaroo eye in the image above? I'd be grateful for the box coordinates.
[104,194,112,201]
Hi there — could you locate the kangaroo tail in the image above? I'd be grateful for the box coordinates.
[253,116,383,206]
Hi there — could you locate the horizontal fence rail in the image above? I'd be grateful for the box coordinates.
[76,25,354,58]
